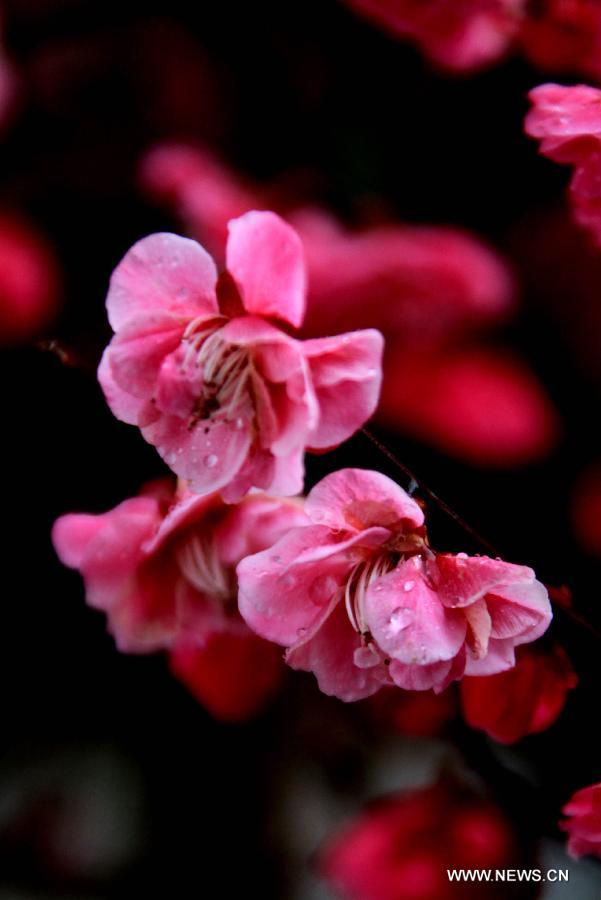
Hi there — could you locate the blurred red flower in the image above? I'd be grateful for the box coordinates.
[365,686,457,737]
[560,781,601,859]
[521,1,601,83]
[170,630,285,722]
[319,780,536,900]
[0,214,61,345]
[571,461,601,556]
[460,643,577,743]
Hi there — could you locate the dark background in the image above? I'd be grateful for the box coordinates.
[1,1,600,896]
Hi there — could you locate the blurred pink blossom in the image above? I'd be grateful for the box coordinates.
[342,0,525,72]
[560,781,601,859]
[52,479,306,718]
[0,214,61,345]
[99,211,383,500]
[238,468,552,700]
[526,82,601,247]
[319,780,531,900]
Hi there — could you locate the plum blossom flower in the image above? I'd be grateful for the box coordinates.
[52,479,306,720]
[99,211,383,501]
[560,782,601,859]
[141,145,559,467]
[237,468,552,700]
[460,643,577,743]
[525,83,601,247]
[319,780,533,900]
[342,0,526,73]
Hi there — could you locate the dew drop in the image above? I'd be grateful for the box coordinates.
[403,580,414,592]
[235,417,245,430]
[204,454,218,468]
[388,606,413,633]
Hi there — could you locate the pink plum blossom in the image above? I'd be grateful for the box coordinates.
[237,468,552,700]
[342,0,526,73]
[560,782,601,859]
[140,146,561,468]
[99,211,383,501]
[525,83,601,247]
[52,479,307,718]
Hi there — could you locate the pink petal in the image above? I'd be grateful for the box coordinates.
[106,232,218,332]
[98,348,159,427]
[365,557,467,666]
[142,409,253,496]
[486,580,552,643]
[436,554,537,608]
[303,329,384,449]
[226,211,306,328]
[305,467,424,532]
[465,638,517,675]
[106,314,185,399]
[237,525,390,646]
[286,601,390,701]
[215,495,308,566]
[52,513,108,569]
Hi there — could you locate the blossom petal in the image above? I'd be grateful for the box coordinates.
[303,329,384,449]
[436,554,537,608]
[365,557,467,666]
[226,211,306,328]
[142,410,253,497]
[286,601,390,701]
[305,467,424,532]
[107,232,218,332]
[237,525,390,646]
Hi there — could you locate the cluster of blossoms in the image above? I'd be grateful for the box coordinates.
[54,207,553,708]
[53,205,601,868]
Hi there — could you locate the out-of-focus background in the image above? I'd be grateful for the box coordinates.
[1,1,601,897]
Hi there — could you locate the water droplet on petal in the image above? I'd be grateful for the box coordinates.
[204,454,218,468]
[388,606,413,633]
[297,627,307,638]
[235,417,245,430]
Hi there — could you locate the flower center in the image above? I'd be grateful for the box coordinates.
[183,318,252,428]
[176,530,235,606]
[344,552,397,636]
